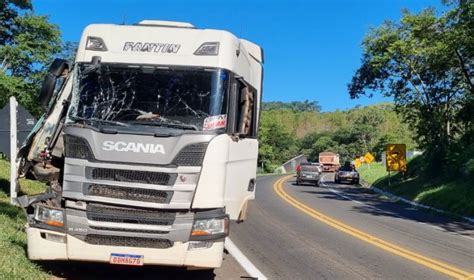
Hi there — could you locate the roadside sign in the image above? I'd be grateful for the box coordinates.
[364,152,375,164]
[354,158,362,168]
[0,99,36,158]
[386,144,407,172]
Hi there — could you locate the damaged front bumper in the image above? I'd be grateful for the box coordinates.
[26,226,224,268]
[22,195,227,268]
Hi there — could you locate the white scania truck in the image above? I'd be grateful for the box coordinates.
[15,20,263,269]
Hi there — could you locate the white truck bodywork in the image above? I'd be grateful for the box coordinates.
[17,20,263,269]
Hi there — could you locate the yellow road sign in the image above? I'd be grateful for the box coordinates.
[386,144,407,172]
[354,158,362,168]
[364,152,375,164]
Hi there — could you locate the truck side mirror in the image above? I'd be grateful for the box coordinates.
[39,59,70,110]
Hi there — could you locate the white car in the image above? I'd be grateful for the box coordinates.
[334,166,360,184]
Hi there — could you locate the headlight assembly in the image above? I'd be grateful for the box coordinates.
[34,205,65,227]
[190,217,229,240]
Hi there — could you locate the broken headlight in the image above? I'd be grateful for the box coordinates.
[34,205,64,227]
[64,134,94,160]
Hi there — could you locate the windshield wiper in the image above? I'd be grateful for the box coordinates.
[70,116,129,127]
[130,119,198,131]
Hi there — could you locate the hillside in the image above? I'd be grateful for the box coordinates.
[258,102,416,172]
[359,159,474,218]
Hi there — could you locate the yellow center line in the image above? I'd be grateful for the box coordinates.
[273,175,474,279]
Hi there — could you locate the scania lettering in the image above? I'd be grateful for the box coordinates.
[102,141,166,154]
[15,19,263,271]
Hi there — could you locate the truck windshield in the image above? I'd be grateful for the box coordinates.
[301,166,319,172]
[68,64,229,132]
[339,166,355,171]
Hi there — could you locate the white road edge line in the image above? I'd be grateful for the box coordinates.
[320,174,474,242]
[225,238,267,280]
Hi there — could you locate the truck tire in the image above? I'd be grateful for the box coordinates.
[315,181,320,187]
[192,269,215,278]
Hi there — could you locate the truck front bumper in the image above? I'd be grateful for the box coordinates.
[26,227,224,268]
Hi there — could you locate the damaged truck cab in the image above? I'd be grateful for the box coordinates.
[16,20,263,268]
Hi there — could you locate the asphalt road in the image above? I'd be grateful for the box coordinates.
[41,174,474,279]
[39,244,249,280]
[230,174,474,280]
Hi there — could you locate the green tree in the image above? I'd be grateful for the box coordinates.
[262,100,321,112]
[348,3,473,173]
[0,0,62,115]
[258,103,415,172]
[0,0,32,45]
[58,41,79,62]
[373,133,398,160]
[310,135,338,160]
[258,111,298,172]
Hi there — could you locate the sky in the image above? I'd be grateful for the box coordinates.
[33,0,445,112]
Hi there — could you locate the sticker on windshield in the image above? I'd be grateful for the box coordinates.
[203,115,227,131]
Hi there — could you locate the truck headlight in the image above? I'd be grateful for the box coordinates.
[34,205,64,227]
[191,217,229,240]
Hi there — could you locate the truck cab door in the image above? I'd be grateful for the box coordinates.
[224,83,258,221]
[192,78,259,221]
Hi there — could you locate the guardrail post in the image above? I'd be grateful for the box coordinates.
[9,96,18,205]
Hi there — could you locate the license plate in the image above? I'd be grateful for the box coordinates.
[110,253,144,266]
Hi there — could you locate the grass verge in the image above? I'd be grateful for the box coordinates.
[0,159,50,279]
[358,159,474,218]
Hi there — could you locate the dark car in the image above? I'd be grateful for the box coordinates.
[334,165,359,184]
[296,163,321,186]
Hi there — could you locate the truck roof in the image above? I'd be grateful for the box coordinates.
[319,152,339,156]
[136,20,195,28]
[75,20,263,89]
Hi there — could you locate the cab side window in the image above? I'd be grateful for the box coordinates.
[236,80,256,137]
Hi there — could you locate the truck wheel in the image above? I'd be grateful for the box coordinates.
[335,179,340,184]
[354,179,359,185]
[315,181,320,187]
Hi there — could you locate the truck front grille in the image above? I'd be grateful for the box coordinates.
[91,168,177,185]
[89,226,169,234]
[87,203,176,226]
[173,143,208,166]
[84,234,173,249]
[88,184,173,203]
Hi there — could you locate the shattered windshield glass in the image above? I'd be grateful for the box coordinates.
[67,64,229,132]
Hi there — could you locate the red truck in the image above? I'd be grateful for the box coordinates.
[318,152,340,172]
